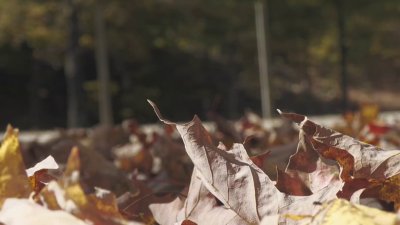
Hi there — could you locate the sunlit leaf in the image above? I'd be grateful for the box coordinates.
[308,199,397,225]
[0,125,31,205]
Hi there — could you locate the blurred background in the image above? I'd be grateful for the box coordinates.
[0,0,399,129]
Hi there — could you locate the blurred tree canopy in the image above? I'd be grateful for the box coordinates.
[0,0,399,128]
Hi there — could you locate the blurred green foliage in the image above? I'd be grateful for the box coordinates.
[0,0,399,128]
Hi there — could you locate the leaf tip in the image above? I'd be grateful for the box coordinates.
[70,146,80,158]
[147,99,175,125]
[65,146,81,175]
[5,124,18,136]
[146,99,155,106]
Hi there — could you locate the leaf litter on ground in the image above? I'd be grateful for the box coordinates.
[0,101,400,225]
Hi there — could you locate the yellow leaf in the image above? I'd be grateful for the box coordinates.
[62,147,88,207]
[65,183,88,207]
[360,103,379,125]
[0,125,31,205]
[309,199,397,225]
[64,146,81,179]
[283,214,312,221]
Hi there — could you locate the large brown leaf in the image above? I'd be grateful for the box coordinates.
[280,111,400,180]
[148,101,344,225]
[280,111,400,207]
[281,115,341,194]
[149,100,284,224]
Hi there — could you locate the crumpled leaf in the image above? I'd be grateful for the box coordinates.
[280,111,400,208]
[148,101,344,225]
[0,125,31,205]
[281,119,341,194]
[280,111,400,181]
[149,100,284,224]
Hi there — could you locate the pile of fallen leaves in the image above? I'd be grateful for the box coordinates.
[0,101,400,225]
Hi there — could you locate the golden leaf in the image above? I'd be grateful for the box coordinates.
[360,104,379,125]
[65,183,88,207]
[309,199,397,225]
[64,146,81,179]
[0,125,31,205]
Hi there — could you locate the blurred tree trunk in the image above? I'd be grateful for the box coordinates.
[255,0,272,119]
[95,3,113,126]
[65,0,83,128]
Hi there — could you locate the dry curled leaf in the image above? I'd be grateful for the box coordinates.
[149,100,284,224]
[280,111,400,208]
[280,111,400,181]
[148,101,344,225]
